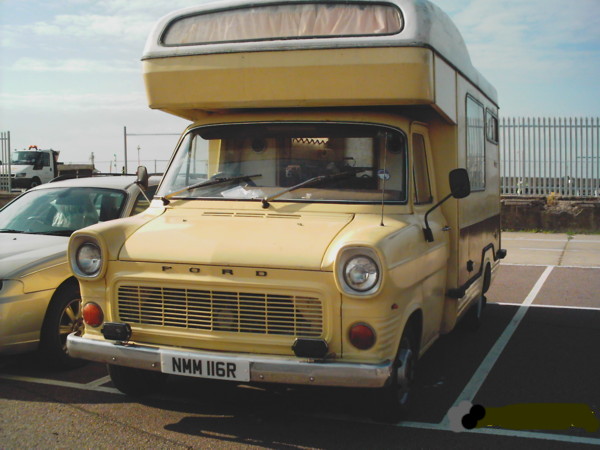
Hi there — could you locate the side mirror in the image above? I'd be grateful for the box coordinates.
[423,168,471,243]
[449,168,471,199]
[135,166,149,191]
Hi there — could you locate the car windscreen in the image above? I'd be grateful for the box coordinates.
[0,187,126,236]
[158,122,407,204]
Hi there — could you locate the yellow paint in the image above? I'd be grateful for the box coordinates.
[143,47,434,116]
[479,404,599,433]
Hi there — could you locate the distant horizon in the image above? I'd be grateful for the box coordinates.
[1,0,599,169]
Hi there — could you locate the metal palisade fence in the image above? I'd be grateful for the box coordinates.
[500,117,599,197]
[0,131,11,192]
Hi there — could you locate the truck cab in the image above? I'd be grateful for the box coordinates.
[67,0,505,417]
[10,146,58,189]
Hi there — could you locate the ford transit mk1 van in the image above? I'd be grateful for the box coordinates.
[67,0,506,417]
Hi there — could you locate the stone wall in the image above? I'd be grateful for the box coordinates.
[502,196,600,233]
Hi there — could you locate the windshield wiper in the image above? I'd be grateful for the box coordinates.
[0,229,26,234]
[161,174,262,205]
[261,168,370,209]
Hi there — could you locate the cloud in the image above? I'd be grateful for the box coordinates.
[0,91,146,111]
[444,0,600,82]
[10,57,137,73]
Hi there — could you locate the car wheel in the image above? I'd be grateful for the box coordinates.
[108,364,167,396]
[374,324,418,421]
[40,283,86,370]
[29,177,41,189]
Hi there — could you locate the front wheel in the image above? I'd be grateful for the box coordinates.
[373,325,418,421]
[108,364,167,396]
[29,177,41,189]
[39,283,86,370]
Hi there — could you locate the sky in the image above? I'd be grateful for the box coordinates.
[1,0,599,172]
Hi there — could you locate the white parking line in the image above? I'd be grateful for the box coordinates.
[3,357,599,445]
[441,266,555,425]
[502,263,600,269]
[0,373,122,395]
[316,413,600,446]
[495,302,600,311]
[85,375,112,388]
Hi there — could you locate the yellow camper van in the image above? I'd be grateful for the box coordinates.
[68,0,505,416]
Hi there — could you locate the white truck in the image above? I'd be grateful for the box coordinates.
[5,146,94,189]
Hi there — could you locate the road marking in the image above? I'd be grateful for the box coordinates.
[510,247,600,253]
[2,362,599,446]
[85,375,112,388]
[441,265,554,426]
[0,374,122,395]
[316,413,600,446]
[495,302,600,311]
[513,248,563,252]
[502,263,600,269]
[504,238,600,244]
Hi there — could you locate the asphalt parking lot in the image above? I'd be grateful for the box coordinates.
[1,232,599,448]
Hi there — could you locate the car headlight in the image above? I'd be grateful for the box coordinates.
[76,243,102,276]
[337,247,382,296]
[69,234,105,279]
[344,256,379,292]
[15,173,26,178]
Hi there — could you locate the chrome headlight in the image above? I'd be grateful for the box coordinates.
[344,256,379,292]
[76,243,102,276]
[69,235,104,279]
[337,248,382,296]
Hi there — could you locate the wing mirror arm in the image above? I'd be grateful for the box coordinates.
[423,168,471,243]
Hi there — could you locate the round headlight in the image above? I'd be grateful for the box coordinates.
[76,243,102,276]
[344,255,379,292]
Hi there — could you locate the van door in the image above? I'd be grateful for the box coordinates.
[410,122,448,347]
[38,152,54,183]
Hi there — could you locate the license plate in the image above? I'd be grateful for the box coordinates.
[160,351,250,382]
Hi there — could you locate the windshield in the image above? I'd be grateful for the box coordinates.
[158,123,407,204]
[11,151,40,165]
[0,187,126,236]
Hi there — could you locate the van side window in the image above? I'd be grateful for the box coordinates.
[486,110,499,144]
[466,96,485,190]
[413,133,433,204]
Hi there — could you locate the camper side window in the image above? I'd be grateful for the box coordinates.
[466,96,485,190]
[413,134,432,204]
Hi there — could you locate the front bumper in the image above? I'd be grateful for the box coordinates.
[67,334,392,388]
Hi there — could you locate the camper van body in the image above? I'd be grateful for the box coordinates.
[68,0,504,413]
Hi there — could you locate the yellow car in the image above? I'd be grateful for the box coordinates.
[0,175,158,368]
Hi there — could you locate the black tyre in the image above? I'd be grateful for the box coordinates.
[374,324,418,421]
[108,364,167,396]
[39,282,86,370]
[29,177,41,189]
[461,294,486,332]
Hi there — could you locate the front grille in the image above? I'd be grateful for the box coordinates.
[117,285,323,337]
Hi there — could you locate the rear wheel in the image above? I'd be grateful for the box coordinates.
[461,294,486,331]
[108,364,167,396]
